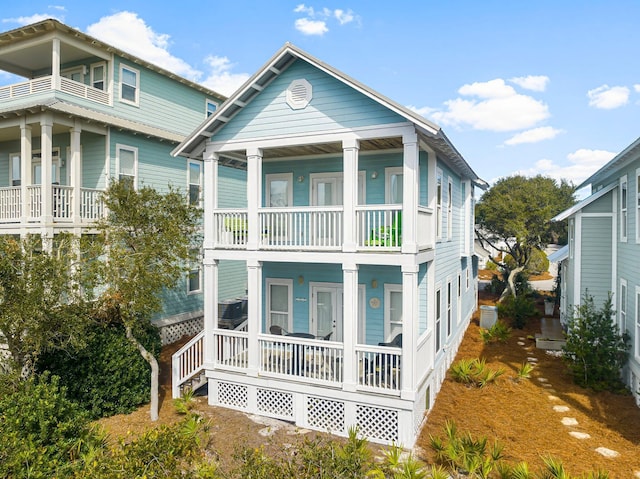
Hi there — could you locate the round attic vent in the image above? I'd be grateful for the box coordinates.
[286,79,312,110]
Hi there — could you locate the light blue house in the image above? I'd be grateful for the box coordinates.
[553,136,640,407]
[172,43,487,446]
[0,19,246,343]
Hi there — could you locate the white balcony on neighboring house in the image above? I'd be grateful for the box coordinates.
[0,75,110,107]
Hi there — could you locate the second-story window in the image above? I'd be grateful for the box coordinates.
[206,99,218,117]
[436,169,443,240]
[91,63,106,91]
[385,167,403,204]
[636,169,640,243]
[10,154,20,186]
[120,65,139,106]
[117,145,137,188]
[447,178,453,240]
[188,160,202,206]
[620,176,628,242]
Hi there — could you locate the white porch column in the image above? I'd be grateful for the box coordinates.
[426,146,437,248]
[401,263,419,400]
[70,121,82,224]
[19,120,32,222]
[342,138,359,252]
[52,38,61,90]
[40,113,54,225]
[402,131,419,254]
[246,148,262,250]
[246,258,263,376]
[203,148,219,250]
[203,256,219,367]
[342,262,359,391]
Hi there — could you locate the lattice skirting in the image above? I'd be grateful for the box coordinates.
[159,315,204,345]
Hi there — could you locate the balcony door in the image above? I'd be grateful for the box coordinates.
[311,282,365,343]
[32,149,61,185]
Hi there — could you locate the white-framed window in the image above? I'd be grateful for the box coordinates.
[385,167,403,204]
[188,160,202,206]
[436,168,443,240]
[265,173,292,207]
[457,273,462,324]
[206,99,218,117]
[116,144,138,188]
[636,168,640,243]
[569,219,575,259]
[636,286,640,362]
[620,175,628,242]
[187,249,202,294]
[267,278,293,332]
[31,149,61,185]
[447,178,453,240]
[446,278,452,337]
[384,284,403,341]
[619,278,627,334]
[465,266,470,291]
[62,66,83,82]
[91,62,106,91]
[435,283,442,353]
[9,153,20,186]
[120,65,139,106]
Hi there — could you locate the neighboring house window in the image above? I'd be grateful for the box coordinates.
[9,153,20,186]
[620,176,628,242]
[636,286,640,362]
[436,169,443,240]
[267,278,293,331]
[447,178,453,240]
[446,279,452,337]
[62,67,83,82]
[187,249,202,294]
[465,266,470,291]
[265,173,292,207]
[384,284,403,341]
[619,279,627,334]
[116,145,137,188]
[385,167,403,204]
[435,284,442,353]
[457,273,462,324]
[120,65,139,105]
[206,99,218,117]
[636,169,640,243]
[569,219,575,259]
[188,160,202,206]
[31,149,61,185]
[91,63,106,91]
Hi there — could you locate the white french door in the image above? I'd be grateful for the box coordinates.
[310,282,364,342]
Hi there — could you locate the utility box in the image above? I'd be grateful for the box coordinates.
[479,305,498,329]
[218,300,243,320]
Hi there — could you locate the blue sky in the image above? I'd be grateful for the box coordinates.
[2,1,639,195]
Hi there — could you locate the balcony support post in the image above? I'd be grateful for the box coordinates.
[203,148,219,250]
[400,264,418,400]
[19,119,32,223]
[40,113,54,225]
[70,121,82,224]
[203,255,219,367]
[342,138,359,252]
[342,262,359,391]
[246,148,262,250]
[246,259,262,376]
[402,131,419,254]
[52,38,61,90]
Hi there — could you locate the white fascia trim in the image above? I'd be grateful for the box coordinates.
[552,182,616,221]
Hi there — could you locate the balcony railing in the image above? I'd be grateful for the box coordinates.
[260,207,343,250]
[356,205,402,250]
[0,185,104,224]
[0,76,110,106]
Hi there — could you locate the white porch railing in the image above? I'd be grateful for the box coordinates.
[259,334,344,383]
[260,207,343,250]
[80,188,105,221]
[356,205,402,250]
[215,329,249,369]
[417,206,434,249]
[0,187,21,221]
[171,331,205,398]
[53,185,73,221]
[0,76,110,106]
[28,186,41,219]
[214,209,248,248]
[356,344,402,392]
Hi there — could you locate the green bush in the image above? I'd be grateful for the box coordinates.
[563,293,630,392]
[37,320,161,418]
[504,248,549,275]
[450,358,505,388]
[0,373,97,479]
[497,294,537,329]
[480,320,512,344]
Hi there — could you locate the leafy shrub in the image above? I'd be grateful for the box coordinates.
[485,273,506,295]
[37,319,161,418]
[515,362,534,381]
[497,294,537,329]
[563,293,629,392]
[504,248,549,275]
[0,373,98,479]
[450,358,504,387]
[480,320,511,344]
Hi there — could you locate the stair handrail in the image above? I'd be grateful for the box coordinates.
[171,330,205,398]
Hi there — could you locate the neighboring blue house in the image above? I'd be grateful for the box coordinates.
[553,136,640,408]
[0,19,246,344]
[173,43,487,446]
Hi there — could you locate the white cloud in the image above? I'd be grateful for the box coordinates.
[86,12,201,81]
[587,84,629,109]
[407,105,436,118]
[634,84,640,93]
[293,5,358,35]
[430,79,549,132]
[503,126,564,146]
[294,18,329,36]
[509,75,549,92]
[2,13,63,25]
[519,148,615,185]
[201,55,250,97]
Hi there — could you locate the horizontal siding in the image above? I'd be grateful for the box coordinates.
[218,166,248,209]
[81,132,107,189]
[580,216,613,306]
[214,59,406,142]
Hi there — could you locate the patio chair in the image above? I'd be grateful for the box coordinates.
[366,211,402,247]
[269,324,288,335]
[378,333,402,348]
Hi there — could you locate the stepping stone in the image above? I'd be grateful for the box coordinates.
[537,377,548,383]
[518,337,526,340]
[561,417,578,426]
[548,395,560,401]
[527,357,538,362]
[569,431,591,440]
[517,341,525,346]
[553,405,570,412]
[634,471,640,478]
[595,447,619,458]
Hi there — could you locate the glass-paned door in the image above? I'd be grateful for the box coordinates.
[311,284,343,342]
[311,176,341,244]
[268,281,291,331]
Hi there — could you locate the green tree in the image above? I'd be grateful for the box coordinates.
[93,179,201,421]
[475,175,576,301]
[0,234,89,376]
[562,292,630,391]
